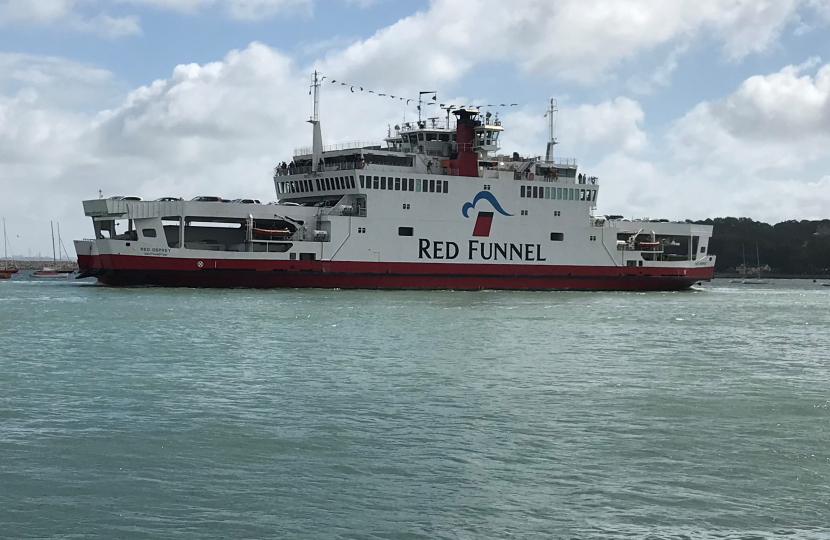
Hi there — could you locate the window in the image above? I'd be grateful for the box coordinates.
[521,185,526,197]
[307,180,313,192]
[360,175,365,188]
[401,178,407,191]
[426,132,437,141]
[429,179,435,192]
[439,133,450,142]
[416,179,422,192]
[402,203,410,209]
[521,210,528,216]
[553,210,561,217]
[569,188,575,201]
[443,181,449,194]
[398,227,414,236]
[627,260,637,267]
[436,180,442,193]
[418,133,424,141]
[557,187,562,200]
[373,176,379,189]
[316,179,321,190]
[323,178,329,190]
[350,177,355,189]
[381,177,387,189]
[701,246,706,253]
[300,253,316,261]
[532,186,537,198]
[395,178,401,190]
[358,227,366,233]
[550,232,564,241]
[545,187,551,199]
[142,228,157,238]
[580,189,586,201]
[484,184,491,190]
[387,177,393,190]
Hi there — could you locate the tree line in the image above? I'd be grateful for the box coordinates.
[695,217,830,275]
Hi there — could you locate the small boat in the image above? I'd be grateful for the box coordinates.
[0,272,11,280]
[33,267,72,278]
[2,218,18,273]
[732,244,767,284]
[822,283,830,287]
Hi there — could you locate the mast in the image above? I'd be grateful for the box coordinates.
[3,218,6,271]
[756,243,761,279]
[417,91,437,125]
[309,70,323,173]
[57,223,63,262]
[51,221,56,265]
[545,98,558,162]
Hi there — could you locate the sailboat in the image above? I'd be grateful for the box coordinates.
[33,222,71,278]
[2,218,19,274]
[742,243,767,284]
[731,243,767,285]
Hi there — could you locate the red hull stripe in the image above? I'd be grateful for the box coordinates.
[79,254,713,290]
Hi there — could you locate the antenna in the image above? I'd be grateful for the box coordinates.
[545,98,559,162]
[309,70,321,123]
[308,71,324,173]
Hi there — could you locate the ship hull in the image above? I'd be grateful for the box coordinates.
[78,254,712,291]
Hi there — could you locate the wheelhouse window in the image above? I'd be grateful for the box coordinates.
[373,176,379,189]
[142,228,157,238]
[398,227,414,236]
[359,175,365,188]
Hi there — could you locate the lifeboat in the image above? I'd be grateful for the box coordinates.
[252,228,292,238]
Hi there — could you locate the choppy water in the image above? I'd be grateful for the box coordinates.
[1,274,829,539]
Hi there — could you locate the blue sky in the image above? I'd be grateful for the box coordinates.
[1,0,830,256]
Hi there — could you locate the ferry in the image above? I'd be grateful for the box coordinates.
[74,73,715,290]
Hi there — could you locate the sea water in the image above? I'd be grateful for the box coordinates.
[1,275,829,538]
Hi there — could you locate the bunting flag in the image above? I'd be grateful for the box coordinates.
[323,77,524,110]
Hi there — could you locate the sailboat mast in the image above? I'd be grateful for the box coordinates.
[3,218,6,271]
[756,243,761,279]
[57,223,62,262]
[51,221,56,264]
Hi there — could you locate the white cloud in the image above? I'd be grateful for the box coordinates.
[121,0,312,19]
[317,0,830,86]
[0,0,140,37]
[670,59,830,169]
[589,59,830,222]
[70,13,141,37]
[0,43,406,255]
[0,0,76,24]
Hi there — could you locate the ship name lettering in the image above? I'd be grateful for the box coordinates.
[467,240,546,262]
[418,239,459,260]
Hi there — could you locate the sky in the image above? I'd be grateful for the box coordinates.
[1,0,830,258]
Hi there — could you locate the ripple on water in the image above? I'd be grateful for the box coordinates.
[0,278,829,538]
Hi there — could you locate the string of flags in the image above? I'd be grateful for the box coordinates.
[324,76,520,110]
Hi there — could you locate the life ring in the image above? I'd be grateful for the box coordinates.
[528,172,535,181]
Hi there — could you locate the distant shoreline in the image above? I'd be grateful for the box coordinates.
[4,260,79,271]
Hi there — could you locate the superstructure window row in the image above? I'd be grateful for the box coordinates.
[520,185,597,202]
[358,175,449,194]
[277,175,358,195]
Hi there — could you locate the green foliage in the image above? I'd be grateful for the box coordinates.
[696,218,830,275]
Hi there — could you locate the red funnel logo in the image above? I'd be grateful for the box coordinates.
[472,211,494,237]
